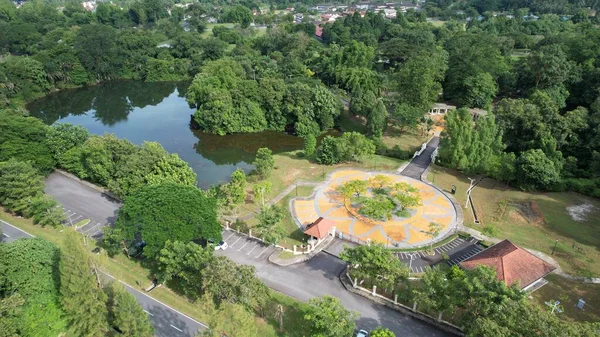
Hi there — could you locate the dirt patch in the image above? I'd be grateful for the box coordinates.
[283,168,302,185]
[566,202,595,222]
[509,201,545,225]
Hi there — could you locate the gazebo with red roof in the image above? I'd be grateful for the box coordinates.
[459,239,556,291]
[303,217,335,240]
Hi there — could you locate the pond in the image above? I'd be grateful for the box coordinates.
[27,80,305,188]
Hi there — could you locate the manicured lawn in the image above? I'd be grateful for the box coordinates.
[427,165,600,277]
[532,274,600,323]
[0,209,310,337]
[200,23,235,38]
[382,125,430,151]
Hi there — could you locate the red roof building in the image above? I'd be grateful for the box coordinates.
[459,240,556,291]
[315,25,323,38]
[304,217,335,239]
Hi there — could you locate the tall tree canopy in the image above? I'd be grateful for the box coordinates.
[113,183,221,259]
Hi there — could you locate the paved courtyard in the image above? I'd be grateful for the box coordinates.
[291,170,457,248]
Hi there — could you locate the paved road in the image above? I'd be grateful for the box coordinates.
[45,172,121,238]
[218,230,451,337]
[0,220,206,337]
[401,137,439,180]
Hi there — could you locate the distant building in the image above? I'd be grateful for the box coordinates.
[314,24,323,39]
[428,103,456,114]
[460,240,556,291]
[82,1,96,11]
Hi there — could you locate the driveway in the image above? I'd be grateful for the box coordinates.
[400,137,439,180]
[45,172,121,238]
[217,229,451,337]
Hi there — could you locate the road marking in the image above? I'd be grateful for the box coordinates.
[225,232,236,241]
[237,241,249,251]
[255,247,270,258]
[170,324,183,332]
[83,222,102,234]
[2,233,8,237]
[230,236,242,248]
[70,215,83,222]
[143,310,154,316]
[246,243,259,255]
[0,221,34,237]
[1,220,209,331]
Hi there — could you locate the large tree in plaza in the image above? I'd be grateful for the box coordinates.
[112,183,221,259]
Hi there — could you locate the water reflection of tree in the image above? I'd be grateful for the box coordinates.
[193,130,303,166]
[28,80,180,126]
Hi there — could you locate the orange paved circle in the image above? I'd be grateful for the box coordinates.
[291,170,457,248]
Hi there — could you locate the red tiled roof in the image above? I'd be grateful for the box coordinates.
[315,25,323,37]
[459,240,556,289]
[304,217,335,239]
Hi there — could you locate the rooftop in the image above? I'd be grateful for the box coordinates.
[304,217,335,239]
[460,240,556,289]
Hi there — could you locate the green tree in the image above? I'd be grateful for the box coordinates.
[303,134,317,157]
[45,123,89,159]
[224,169,247,214]
[516,149,561,190]
[255,205,286,244]
[392,103,424,131]
[154,240,213,298]
[59,231,108,337]
[253,147,274,179]
[340,244,409,288]
[252,181,272,208]
[426,222,443,252]
[106,282,154,337]
[460,72,497,109]
[304,296,357,337]
[0,159,45,215]
[144,154,197,187]
[114,183,221,260]
[223,5,253,28]
[200,297,259,337]
[75,24,119,80]
[0,294,24,337]
[202,256,269,310]
[368,99,388,137]
[370,327,396,337]
[26,194,65,227]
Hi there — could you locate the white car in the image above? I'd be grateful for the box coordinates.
[356,329,369,337]
[215,240,228,250]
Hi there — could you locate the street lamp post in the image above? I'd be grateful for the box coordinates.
[551,239,558,255]
[408,253,416,272]
[465,177,476,209]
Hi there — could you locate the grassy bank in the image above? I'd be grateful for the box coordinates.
[427,165,600,277]
[532,274,600,323]
[0,209,310,337]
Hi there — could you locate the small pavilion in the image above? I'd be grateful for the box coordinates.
[428,103,456,115]
[303,217,335,248]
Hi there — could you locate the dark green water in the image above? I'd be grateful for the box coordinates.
[27,80,304,188]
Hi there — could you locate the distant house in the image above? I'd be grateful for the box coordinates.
[303,217,335,243]
[314,24,323,39]
[460,240,556,291]
[469,108,488,120]
[428,103,456,114]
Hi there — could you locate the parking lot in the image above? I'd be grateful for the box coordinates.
[395,236,484,273]
[45,172,121,239]
[217,231,278,260]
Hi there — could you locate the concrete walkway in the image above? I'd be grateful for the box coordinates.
[401,136,440,179]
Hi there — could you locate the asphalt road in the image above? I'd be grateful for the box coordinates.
[0,220,206,337]
[45,172,121,238]
[218,231,451,337]
[401,136,440,180]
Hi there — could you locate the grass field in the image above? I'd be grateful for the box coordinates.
[427,165,600,277]
[0,209,310,337]
[532,274,600,323]
[338,112,429,151]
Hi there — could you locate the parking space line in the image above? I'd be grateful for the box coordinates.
[229,236,242,248]
[246,244,259,255]
[2,233,8,237]
[224,232,236,241]
[143,309,154,316]
[255,247,270,258]
[237,241,249,251]
[170,324,183,332]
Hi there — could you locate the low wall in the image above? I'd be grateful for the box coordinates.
[340,268,464,337]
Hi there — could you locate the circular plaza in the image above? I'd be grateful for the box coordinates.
[291,169,457,248]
